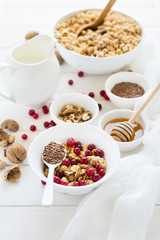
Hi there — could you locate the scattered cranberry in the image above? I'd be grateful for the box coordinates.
[43,107,49,114]
[30,125,36,131]
[47,124,53,128]
[95,149,104,158]
[42,105,48,110]
[88,92,94,98]
[104,94,110,101]
[78,71,84,77]
[86,168,94,176]
[71,159,77,166]
[98,103,102,110]
[22,134,28,140]
[54,176,61,184]
[44,121,50,128]
[92,174,101,182]
[28,109,35,116]
[100,90,106,97]
[61,181,68,186]
[67,138,75,147]
[99,169,106,177]
[41,180,46,185]
[88,144,96,151]
[63,159,70,167]
[80,157,88,164]
[85,150,92,156]
[33,113,39,119]
[80,180,86,186]
[95,163,101,171]
[50,120,56,126]
[68,79,73,85]
[74,147,81,155]
[73,181,80,186]
[56,170,64,178]
[75,141,81,147]
[77,145,82,150]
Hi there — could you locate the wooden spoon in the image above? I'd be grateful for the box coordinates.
[76,0,117,36]
[111,83,160,142]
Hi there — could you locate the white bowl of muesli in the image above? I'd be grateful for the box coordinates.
[28,124,120,195]
[54,9,144,74]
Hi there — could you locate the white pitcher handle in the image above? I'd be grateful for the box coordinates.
[0,63,15,102]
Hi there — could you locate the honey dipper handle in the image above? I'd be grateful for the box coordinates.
[129,83,160,124]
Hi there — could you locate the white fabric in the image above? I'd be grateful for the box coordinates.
[61,35,160,240]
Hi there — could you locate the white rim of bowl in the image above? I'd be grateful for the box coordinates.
[50,93,99,124]
[53,9,144,60]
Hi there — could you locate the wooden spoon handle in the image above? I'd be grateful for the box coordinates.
[129,83,160,124]
[93,0,117,28]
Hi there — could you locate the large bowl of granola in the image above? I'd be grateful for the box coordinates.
[28,124,120,195]
[54,9,143,74]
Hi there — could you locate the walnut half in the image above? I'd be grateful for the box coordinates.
[0,128,15,147]
[2,164,21,182]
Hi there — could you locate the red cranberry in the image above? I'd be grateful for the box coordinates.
[54,176,61,184]
[68,80,73,85]
[42,105,48,110]
[74,147,81,155]
[30,125,36,131]
[43,108,49,114]
[22,134,28,140]
[99,169,106,177]
[47,124,53,128]
[28,109,35,116]
[78,71,84,77]
[44,121,50,128]
[50,120,56,126]
[104,94,110,101]
[33,113,39,119]
[100,90,106,97]
[88,92,94,98]
[56,170,64,178]
[41,180,46,185]
[77,145,82,150]
[61,181,68,186]
[67,138,75,147]
[92,174,101,182]
[98,103,102,110]
[73,182,80,186]
[63,159,70,167]
[85,150,92,156]
[80,157,88,164]
[86,168,94,176]
[88,144,96,151]
[95,149,104,158]
[71,159,77,166]
[80,180,86,186]
[95,163,101,171]
[75,141,81,147]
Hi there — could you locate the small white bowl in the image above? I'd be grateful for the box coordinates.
[28,124,120,195]
[99,109,149,152]
[50,93,99,125]
[105,72,149,109]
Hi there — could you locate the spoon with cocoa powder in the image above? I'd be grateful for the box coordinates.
[41,141,66,206]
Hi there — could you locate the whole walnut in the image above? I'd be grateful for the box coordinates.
[6,144,27,164]
[1,119,19,132]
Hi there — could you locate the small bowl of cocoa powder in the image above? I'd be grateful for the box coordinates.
[105,71,149,110]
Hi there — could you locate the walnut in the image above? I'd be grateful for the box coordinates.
[25,31,39,40]
[6,144,27,164]
[71,165,80,172]
[2,164,21,182]
[0,160,7,169]
[55,49,64,64]
[1,119,19,132]
[82,112,92,121]
[0,128,15,147]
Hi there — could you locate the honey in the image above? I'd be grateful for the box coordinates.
[104,118,144,142]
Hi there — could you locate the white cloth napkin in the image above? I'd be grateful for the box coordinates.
[61,36,160,240]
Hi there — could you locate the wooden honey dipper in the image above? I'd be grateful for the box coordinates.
[111,83,160,142]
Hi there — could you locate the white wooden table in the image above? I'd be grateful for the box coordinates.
[0,0,160,239]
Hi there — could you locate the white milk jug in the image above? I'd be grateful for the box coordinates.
[0,34,60,107]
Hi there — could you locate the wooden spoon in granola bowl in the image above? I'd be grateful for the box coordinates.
[41,141,66,206]
[76,0,117,36]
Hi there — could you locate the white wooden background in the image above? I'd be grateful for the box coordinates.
[0,0,160,239]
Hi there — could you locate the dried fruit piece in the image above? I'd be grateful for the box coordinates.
[0,128,15,147]
[1,119,19,132]
[25,31,39,40]
[55,49,64,64]
[2,164,21,182]
[0,160,7,169]
[6,144,27,164]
